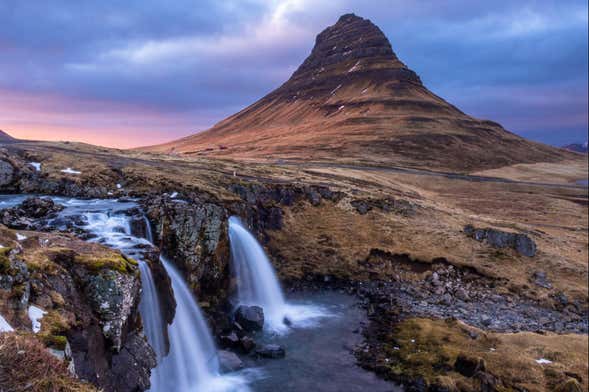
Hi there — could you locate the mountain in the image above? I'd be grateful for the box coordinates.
[0,130,17,142]
[562,142,588,154]
[140,13,570,171]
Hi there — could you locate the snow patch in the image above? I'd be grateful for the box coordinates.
[116,183,122,189]
[361,88,368,94]
[170,192,178,198]
[16,233,27,241]
[348,61,361,73]
[0,313,14,332]
[61,168,81,175]
[330,84,342,95]
[535,358,553,364]
[337,105,345,111]
[28,162,41,172]
[28,305,47,333]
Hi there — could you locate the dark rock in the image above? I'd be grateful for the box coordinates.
[514,234,537,257]
[532,270,552,289]
[256,344,285,358]
[351,200,371,215]
[110,333,157,392]
[475,371,499,392]
[306,189,322,206]
[0,160,15,186]
[218,350,244,373]
[235,305,264,332]
[464,225,536,257]
[0,197,64,230]
[219,332,240,348]
[239,336,256,353]
[454,354,486,377]
[454,287,470,302]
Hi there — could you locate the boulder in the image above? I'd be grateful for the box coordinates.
[256,344,285,358]
[218,350,244,372]
[219,332,240,348]
[239,336,256,353]
[234,305,265,332]
[0,160,14,186]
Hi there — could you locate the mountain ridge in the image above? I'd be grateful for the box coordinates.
[139,13,571,172]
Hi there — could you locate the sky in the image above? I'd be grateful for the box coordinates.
[0,0,587,148]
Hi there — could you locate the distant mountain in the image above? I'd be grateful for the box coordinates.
[562,142,588,154]
[140,13,571,172]
[0,130,16,142]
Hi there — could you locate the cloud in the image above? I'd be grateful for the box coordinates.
[0,0,587,146]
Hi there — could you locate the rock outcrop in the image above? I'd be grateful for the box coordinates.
[143,195,230,300]
[464,225,537,257]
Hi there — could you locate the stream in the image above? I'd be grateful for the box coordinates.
[0,195,399,392]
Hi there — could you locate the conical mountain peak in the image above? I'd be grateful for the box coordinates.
[141,14,567,172]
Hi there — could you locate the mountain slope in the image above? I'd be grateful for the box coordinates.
[0,130,17,142]
[141,13,571,172]
[562,142,588,154]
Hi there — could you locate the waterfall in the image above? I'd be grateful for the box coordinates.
[228,216,287,330]
[150,258,223,391]
[228,216,327,333]
[63,204,249,392]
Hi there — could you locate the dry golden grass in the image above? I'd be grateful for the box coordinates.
[382,318,587,392]
[0,333,98,392]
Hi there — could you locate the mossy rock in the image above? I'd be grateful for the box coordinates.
[38,311,70,350]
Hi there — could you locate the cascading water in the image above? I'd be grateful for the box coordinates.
[228,216,327,332]
[228,216,287,329]
[50,199,249,392]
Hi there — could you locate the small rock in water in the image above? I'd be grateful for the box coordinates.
[218,350,244,372]
[283,316,292,326]
[219,332,240,348]
[256,344,286,359]
[239,336,256,353]
[235,305,265,332]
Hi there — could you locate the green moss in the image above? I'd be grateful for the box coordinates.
[39,311,70,350]
[0,247,13,273]
[74,254,138,274]
[42,334,68,350]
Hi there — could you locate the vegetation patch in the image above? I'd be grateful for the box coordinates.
[74,253,138,274]
[0,333,98,392]
[367,318,588,392]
